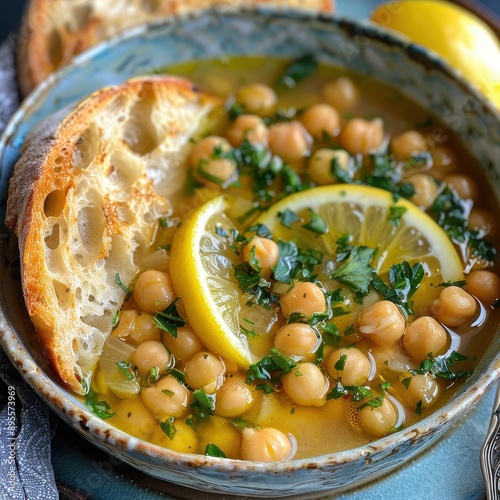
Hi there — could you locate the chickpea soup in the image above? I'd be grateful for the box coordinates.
[87,56,500,461]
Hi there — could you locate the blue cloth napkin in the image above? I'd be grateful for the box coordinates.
[0,40,59,500]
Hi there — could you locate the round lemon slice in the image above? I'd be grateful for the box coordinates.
[371,1,500,107]
[255,184,464,283]
[170,185,464,367]
[170,195,253,366]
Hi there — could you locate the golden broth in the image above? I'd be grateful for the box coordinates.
[88,57,500,460]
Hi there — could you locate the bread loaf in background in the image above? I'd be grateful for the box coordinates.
[17,0,334,95]
[5,76,221,394]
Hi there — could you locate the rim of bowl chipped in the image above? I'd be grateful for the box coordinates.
[1,6,500,476]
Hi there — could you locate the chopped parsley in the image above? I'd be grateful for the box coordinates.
[275,54,317,90]
[153,298,186,338]
[387,205,407,226]
[205,443,227,458]
[330,245,375,295]
[429,186,496,265]
[160,417,177,440]
[302,209,328,235]
[85,390,115,419]
[411,351,472,379]
[245,348,297,389]
[190,389,216,421]
[115,361,136,381]
[115,273,132,299]
[371,261,425,317]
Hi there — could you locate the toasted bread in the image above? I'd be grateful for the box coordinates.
[5,76,221,394]
[17,0,334,96]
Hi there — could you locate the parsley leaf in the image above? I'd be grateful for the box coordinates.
[275,54,317,90]
[245,348,297,385]
[160,417,177,440]
[330,246,375,295]
[205,443,227,458]
[153,298,186,338]
[85,390,115,419]
[302,209,328,235]
[411,351,472,379]
[190,390,216,421]
[371,261,425,317]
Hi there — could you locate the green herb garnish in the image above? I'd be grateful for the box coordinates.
[85,390,116,419]
[205,443,227,458]
[371,261,424,317]
[115,361,135,381]
[153,297,186,338]
[160,417,177,440]
[275,54,317,90]
[330,245,375,295]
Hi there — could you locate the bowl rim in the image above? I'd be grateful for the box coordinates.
[1,5,500,477]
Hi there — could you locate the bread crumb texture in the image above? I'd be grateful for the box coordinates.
[5,76,220,394]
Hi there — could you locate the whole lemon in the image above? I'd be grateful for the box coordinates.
[372,0,500,107]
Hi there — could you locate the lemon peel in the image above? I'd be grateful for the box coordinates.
[170,195,253,367]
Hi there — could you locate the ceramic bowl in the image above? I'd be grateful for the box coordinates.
[1,8,500,498]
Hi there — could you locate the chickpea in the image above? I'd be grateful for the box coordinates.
[236,83,277,115]
[308,148,351,186]
[358,300,406,346]
[430,286,477,327]
[195,158,237,188]
[133,339,172,376]
[321,77,360,112]
[300,103,340,139]
[408,173,439,210]
[133,270,175,314]
[390,131,426,160]
[241,427,293,462]
[161,325,204,367]
[465,270,500,305]
[215,374,255,418]
[469,208,496,238]
[225,114,269,147]
[184,351,225,393]
[280,282,326,319]
[444,174,478,201]
[339,118,385,155]
[141,375,190,418]
[358,397,397,437]
[274,323,320,359]
[282,362,328,407]
[189,136,231,170]
[268,121,312,164]
[326,347,371,386]
[403,316,447,361]
[129,311,161,344]
[242,236,279,280]
[399,373,440,408]
[430,144,457,178]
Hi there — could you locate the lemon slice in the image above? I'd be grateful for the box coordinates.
[170,195,253,366]
[255,184,464,283]
[371,1,500,107]
[170,185,463,367]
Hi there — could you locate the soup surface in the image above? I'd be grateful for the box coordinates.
[87,57,500,461]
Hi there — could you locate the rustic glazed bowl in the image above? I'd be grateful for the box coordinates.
[1,8,500,498]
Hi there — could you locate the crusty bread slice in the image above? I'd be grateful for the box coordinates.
[5,76,222,394]
[17,0,334,96]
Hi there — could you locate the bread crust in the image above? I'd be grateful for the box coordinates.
[17,0,334,95]
[6,76,221,394]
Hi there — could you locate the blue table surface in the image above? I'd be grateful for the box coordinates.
[2,1,499,499]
